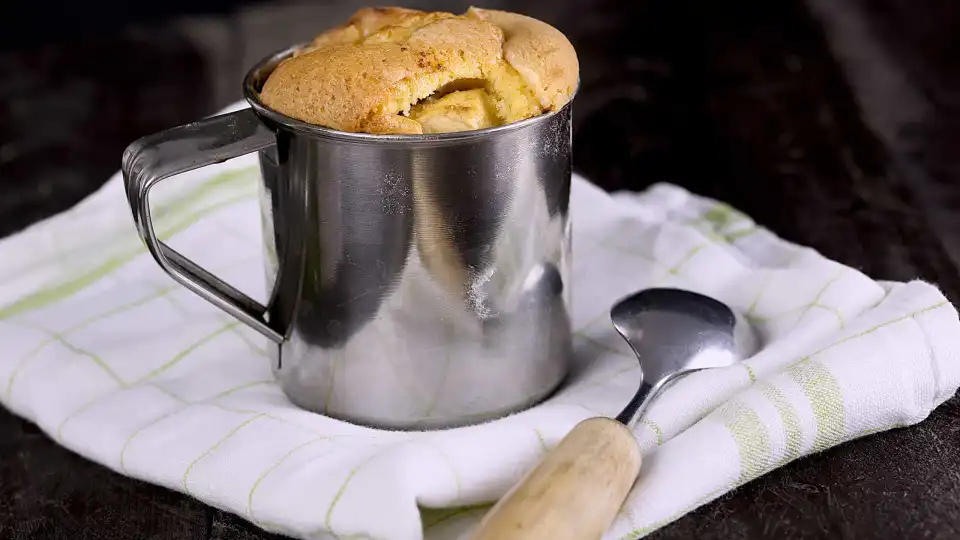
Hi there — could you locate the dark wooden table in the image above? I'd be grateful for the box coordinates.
[2,0,959,538]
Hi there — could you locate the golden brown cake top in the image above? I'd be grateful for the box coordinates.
[258,6,579,135]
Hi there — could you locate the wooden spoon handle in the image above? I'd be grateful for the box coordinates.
[468,417,642,540]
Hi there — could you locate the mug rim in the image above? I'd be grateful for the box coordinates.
[242,43,578,143]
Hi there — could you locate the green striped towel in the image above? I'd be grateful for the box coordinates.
[1,102,958,539]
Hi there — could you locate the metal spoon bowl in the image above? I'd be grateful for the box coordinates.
[612,287,756,425]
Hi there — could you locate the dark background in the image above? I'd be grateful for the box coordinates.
[2,0,959,538]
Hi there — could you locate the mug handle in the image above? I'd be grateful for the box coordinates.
[122,108,284,344]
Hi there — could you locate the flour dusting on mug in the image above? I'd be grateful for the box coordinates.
[378,171,410,215]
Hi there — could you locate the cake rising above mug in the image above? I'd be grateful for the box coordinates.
[258,6,579,134]
[121,6,580,429]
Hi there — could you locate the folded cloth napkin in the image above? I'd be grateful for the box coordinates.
[1,102,958,540]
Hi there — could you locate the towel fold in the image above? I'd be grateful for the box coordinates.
[1,102,957,540]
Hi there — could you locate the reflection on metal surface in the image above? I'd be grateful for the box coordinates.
[258,102,573,429]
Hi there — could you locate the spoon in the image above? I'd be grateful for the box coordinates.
[468,287,753,540]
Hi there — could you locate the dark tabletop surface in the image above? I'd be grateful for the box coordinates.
[2,0,959,538]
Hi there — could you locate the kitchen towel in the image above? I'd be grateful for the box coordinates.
[1,101,958,540]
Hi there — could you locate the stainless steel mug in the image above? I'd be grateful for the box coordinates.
[122,44,574,429]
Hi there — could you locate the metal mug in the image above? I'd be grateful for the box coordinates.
[121,44,574,429]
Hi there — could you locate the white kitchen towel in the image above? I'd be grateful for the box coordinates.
[1,101,958,540]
